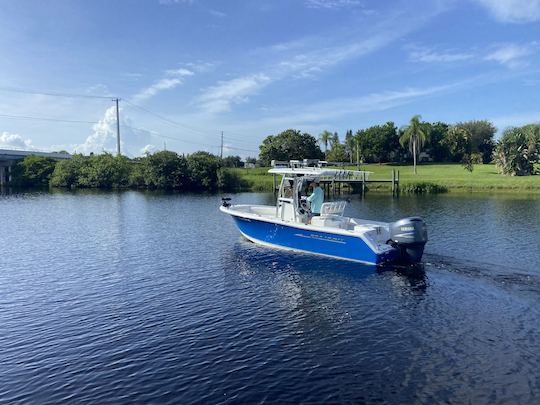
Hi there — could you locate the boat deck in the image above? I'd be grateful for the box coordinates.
[228,204,391,243]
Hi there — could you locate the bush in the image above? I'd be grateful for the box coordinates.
[50,155,86,188]
[48,150,247,192]
[79,153,131,188]
[135,151,188,189]
[217,168,249,191]
[186,151,221,190]
[401,182,448,194]
[50,154,131,188]
[12,155,57,187]
[495,125,540,176]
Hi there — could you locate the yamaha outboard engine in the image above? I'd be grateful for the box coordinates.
[388,217,428,263]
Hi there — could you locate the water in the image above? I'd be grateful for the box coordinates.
[1,190,540,403]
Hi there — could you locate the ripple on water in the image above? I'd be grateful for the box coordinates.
[1,191,540,403]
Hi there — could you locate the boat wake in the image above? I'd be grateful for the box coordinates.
[424,253,540,297]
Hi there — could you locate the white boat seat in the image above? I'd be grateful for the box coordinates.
[311,216,346,229]
[320,201,347,218]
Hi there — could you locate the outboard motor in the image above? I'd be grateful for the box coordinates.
[388,217,428,263]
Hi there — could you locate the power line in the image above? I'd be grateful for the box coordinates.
[123,100,259,152]
[0,85,263,145]
[0,111,259,153]
[0,86,114,100]
[223,134,256,143]
[0,113,98,124]
[224,145,259,153]
[121,123,258,153]
[123,99,209,136]
[121,123,218,149]
[0,88,259,154]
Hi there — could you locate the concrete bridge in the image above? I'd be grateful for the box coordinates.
[0,149,71,186]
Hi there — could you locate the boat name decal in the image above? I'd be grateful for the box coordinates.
[294,233,347,244]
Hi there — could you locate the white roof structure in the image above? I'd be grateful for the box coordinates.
[268,167,372,180]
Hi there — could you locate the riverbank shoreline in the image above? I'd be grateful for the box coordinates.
[229,163,540,193]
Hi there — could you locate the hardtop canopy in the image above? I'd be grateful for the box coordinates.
[268,167,372,180]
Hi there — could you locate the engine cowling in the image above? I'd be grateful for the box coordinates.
[388,217,428,263]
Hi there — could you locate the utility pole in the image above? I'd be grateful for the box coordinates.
[220,131,224,159]
[114,98,121,156]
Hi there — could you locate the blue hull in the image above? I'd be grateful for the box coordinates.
[232,216,398,265]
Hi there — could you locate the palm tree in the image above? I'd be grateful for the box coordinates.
[400,115,430,174]
[319,130,332,155]
[330,132,339,148]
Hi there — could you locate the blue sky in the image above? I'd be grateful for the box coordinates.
[1,0,540,157]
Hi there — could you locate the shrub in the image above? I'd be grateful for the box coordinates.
[217,168,249,191]
[495,125,540,176]
[50,154,86,188]
[12,155,57,187]
[401,182,448,194]
[136,150,188,189]
[186,151,221,190]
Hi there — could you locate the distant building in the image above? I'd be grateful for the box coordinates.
[0,149,71,186]
[418,152,433,162]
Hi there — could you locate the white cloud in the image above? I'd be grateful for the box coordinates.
[159,0,194,5]
[123,72,144,78]
[490,111,540,134]
[198,74,271,113]
[485,43,534,68]
[189,83,460,153]
[408,46,474,63]
[132,68,194,103]
[305,0,364,9]
[197,28,416,113]
[165,68,195,77]
[184,61,215,73]
[258,83,462,127]
[141,144,158,155]
[75,106,155,156]
[209,9,226,18]
[75,106,118,154]
[194,4,445,115]
[476,0,540,23]
[0,132,35,150]
[276,33,402,78]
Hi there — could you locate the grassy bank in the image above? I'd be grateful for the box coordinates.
[229,164,540,193]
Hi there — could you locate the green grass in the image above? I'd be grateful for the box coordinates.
[228,167,276,192]
[229,163,540,193]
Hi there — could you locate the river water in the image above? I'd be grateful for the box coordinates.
[1,190,539,404]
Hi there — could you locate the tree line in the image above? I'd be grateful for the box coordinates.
[11,151,248,190]
[9,116,540,190]
[259,117,540,176]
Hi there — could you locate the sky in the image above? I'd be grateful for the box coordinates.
[1,0,540,158]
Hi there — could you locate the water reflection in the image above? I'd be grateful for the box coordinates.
[226,239,430,331]
[3,190,540,403]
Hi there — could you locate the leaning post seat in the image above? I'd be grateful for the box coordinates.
[320,201,347,218]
